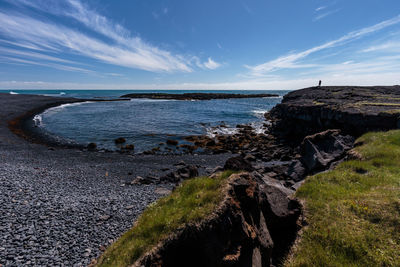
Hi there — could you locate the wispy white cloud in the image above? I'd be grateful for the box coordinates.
[315,6,327,12]
[203,58,222,70]
[0,0,212,73]
[0,56,94,74]
[313,9,340,22]
[0,47,79,65]
[362,41,400,52]
[0,39,54,52]
[192,57,222,70]
[246,15,400,76]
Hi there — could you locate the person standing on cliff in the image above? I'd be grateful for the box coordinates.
[318,80,322,87]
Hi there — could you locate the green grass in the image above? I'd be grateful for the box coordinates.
[359,102,400,107]
[286,130,400,267]
[96,170,235,267]
[381,109,400,115]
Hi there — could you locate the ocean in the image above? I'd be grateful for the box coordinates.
[0,90,289,152]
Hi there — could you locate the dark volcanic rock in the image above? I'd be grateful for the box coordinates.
[121,92,279,100]
[166,139,179,146]
[114,137,126,144]
[268,86,400,142]
[133,172,302,267]
[256,160,306,182]
[131,176,155,185]
[176,165,199,179]
[160,165,199,183]
[301,129,354,173]
[87,142,97,150]
[259,179,301,265]
[123,144,135,150]
[224,156,254,172]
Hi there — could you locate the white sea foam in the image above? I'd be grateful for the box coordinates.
[33,114,42,126]
[250,121,269,134]
[59,92,66,95]
[9,91,19,95]
[252,109,269,119]
[205,125,238,137]
[263,95,283,99]
[33,101,93,126]
[205,120,269,137]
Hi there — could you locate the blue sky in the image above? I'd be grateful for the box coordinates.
[0,0,399,90]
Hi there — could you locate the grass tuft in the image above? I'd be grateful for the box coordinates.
[96,170,235,267]
[286,130,400,267]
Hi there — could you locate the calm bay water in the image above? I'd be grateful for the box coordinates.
[1,90,289,152]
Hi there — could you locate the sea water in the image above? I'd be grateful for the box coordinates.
[1,90,288,152]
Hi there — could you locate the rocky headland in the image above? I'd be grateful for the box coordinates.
[99,86,400,267]
[268,85,400,142]
[120,92,279,100]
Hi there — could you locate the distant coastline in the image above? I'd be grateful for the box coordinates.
[120,92,279,100]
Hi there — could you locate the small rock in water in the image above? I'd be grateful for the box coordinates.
[166,139,179,146]
[123,144,135,150]
[87,142,97,150]
[114,137,126,144]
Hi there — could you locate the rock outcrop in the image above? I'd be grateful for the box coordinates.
[300,129,354,173]
[268,86,400,142]
[133,172,301,267]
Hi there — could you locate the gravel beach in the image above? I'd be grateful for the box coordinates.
[0,93,232,266]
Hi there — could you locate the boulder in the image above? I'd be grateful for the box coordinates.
[124,144,135,150]
[131,176,156,185]
[224,156,254,172]
[176,165,199,179]
[160,165,199,183]
[256,160,306,182]
[301,129,354,173]
[87,142,97,150]
[114,137,126,144]
[166,139,179,146]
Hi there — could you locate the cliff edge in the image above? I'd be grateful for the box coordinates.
[268,86,400,142]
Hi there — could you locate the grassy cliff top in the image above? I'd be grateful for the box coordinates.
[96,171,234,267]
[286,130,400,266]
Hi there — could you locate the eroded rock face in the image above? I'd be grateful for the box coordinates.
[133,172,301,267]
[269,86,400,142]
[300,129,354,173]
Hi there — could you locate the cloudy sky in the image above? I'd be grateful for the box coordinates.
[0,0,399,90]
